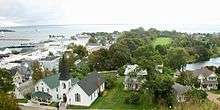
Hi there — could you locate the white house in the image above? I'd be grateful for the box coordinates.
[192,67,218,90]
[32,71,105,108]
[39,56,60,71]
[123,64,147,91]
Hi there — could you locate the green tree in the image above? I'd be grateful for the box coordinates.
[32,61,44,83]
[167,48,189,71]
[72,45,88,59]
[133,45,162,77]
[88,48,111,71]
[0,69,14,93]
[109,43,131,69]
[195,46,211,61]
[0,93,20,110]
[146,74,175,107]
[71,63,90,79]
[88,36,97,43]
[176,71,200,88]
[124,92,140,105]
[186,89,207,103]
[155,45,167,55]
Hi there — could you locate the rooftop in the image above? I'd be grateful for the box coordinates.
[42,73,60,89]
[40,56,59,61]
[192,67,215,77]
[78,72,105,96]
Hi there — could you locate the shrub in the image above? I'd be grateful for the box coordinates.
[104,75,117,89]
[124,92,140,105]
[118,65,126,76]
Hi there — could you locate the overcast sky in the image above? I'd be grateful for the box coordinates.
[0,0,220,27]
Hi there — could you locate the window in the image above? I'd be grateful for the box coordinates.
[56,88,58,92]
[42,87,44,92]
[62,83,66,89]
[91,95,93,100]
[36,86,39,91]
[47,88,49,92]
[75,93,81,102]
[57,94,59,99]
[41,83,43,85]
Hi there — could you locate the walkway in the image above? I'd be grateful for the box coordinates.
[19,102,57,110]
[207,92,220,105]
[59,102,66,110]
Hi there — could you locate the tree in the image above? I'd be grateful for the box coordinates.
[124,92,140,105]
[0,69,14,93]
[104,74,117,89]
[88,36,97,43]
[167,48,189,71]
[109,43,131,69]
[70,63,90,79]
[176,71,200,88]
[32,61,44,83]
[72,45,88,59]
[0,93,20,110]
[155,45,167,55]
[195,46,211,61]
[186,89,207,103]
[146,74,175,107]
[133,45,162,77]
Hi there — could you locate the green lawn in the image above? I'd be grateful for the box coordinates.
[17,99,28,103]
[210,90,220,94]
[89,76,158,110]
[153,37,172,47]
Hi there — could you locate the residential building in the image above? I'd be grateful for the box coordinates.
[39,56,60,71]
[32,71,105,107]
[192,67,218,90]
[123,64,147,91]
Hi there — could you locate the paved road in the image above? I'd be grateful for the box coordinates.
[207,92,220,105]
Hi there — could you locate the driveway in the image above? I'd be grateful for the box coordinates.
[207,92,220,105]
[19,103,57,110]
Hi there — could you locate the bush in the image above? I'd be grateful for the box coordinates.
[104,75,117,89]
[124,92,140,105]
[118,66,126,76]
[24,93,31,100]
[186,89,207,103]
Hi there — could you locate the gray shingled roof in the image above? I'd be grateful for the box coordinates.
[77,72,105,96]
[192,67,214,77]
[172,83,191,95]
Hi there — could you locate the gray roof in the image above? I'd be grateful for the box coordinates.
[172,83,191,95]
[78,72,105,96]
[40,56,59,61]
[192,67,214,77]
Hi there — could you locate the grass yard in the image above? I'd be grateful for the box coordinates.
[153,37,172,47]
[89,76,158,110]
[210,90,220,94]
[175,100,219,110]
[16,99,28,103]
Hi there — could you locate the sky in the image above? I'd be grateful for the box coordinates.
[0,0,220,27]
